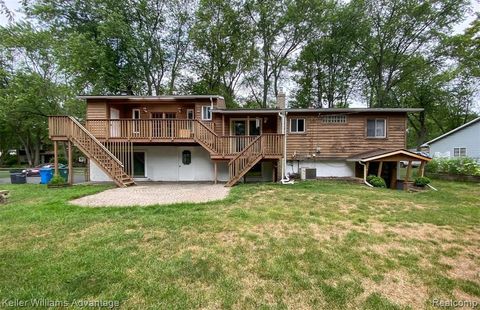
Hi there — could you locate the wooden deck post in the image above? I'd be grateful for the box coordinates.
[214,161,218,185]
[54,140,59,176]
[419,161,425,177]
[68,141,73,185]
[377,161,383,177]
[404,160,412,190]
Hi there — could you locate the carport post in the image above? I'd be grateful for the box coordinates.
[419,161,425,177]
[68,141,73,185]
[377,161,383,177]
[54,140,59,176]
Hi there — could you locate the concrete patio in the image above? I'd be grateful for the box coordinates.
[70,182,230,207]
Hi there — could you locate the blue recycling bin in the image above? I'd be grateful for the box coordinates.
[39,167,53,184]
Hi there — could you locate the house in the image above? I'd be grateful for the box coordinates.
[421,117,480,161]
[48,94,430,189]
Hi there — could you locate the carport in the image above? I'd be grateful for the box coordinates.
[348,149,432,190]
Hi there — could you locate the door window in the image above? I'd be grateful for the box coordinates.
[182,150,191,165]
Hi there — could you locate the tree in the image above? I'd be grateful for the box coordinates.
[245,0,316,107]
[189,0,256,106]
[0,24,67,166]
[293,2,360,108]
[353,0,468,107]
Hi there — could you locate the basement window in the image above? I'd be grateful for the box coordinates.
[290,118,305,133]
[182,150,192,165]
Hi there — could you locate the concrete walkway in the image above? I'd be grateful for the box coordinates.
[70,182,230,207]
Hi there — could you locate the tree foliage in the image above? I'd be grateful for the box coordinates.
[0,0,478,164]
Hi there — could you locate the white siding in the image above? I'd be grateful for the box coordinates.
[90,146,229,182]
[286,160,355,178]
[428,121,480,160]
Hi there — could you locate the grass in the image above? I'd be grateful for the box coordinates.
[0,180,479,309]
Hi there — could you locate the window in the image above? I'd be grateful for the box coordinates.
[132,109,141,133]
[187,109,194,120]
[290,118,305,133]
[366,119,386,138]
[182,150,191,165]
[201,106,212,120]
[453,147,467,157]
[322,115,347,124]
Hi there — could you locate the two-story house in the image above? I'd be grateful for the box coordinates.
[48,94,431,189]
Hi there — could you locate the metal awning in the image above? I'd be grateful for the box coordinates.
[347,148,432,162]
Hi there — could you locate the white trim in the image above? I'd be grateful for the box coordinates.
[133,150,147,178]
[453,147,467,157]
[289,118,305,133]
[366,118,386,138]
[132,109,141,133]
[186,109,194,120]
[201,105,212,120]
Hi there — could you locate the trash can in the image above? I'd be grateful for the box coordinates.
[10,171,27,184]
[59,168,68,182]
[39,167,54,184]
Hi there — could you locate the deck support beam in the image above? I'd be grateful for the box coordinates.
[214,161,218,184]
[54,140,59,176]
[68,141,73,185]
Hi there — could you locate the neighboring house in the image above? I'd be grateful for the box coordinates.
[48,94,428,188]
[421,117,480,161]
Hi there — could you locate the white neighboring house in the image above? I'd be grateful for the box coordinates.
[422,117,480,161]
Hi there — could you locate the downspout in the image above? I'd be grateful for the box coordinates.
[359,161,373,187]
[279,110,289,182]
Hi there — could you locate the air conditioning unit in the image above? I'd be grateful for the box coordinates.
[301,168,317,180]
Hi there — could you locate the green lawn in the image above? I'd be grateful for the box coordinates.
[0,181,479,309]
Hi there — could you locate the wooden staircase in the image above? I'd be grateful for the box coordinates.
[225,136,263,187]
[49,116,135,187]
[194,121,284,187]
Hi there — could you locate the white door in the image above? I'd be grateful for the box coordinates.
[178,148,195,181]
[110,108,120,137]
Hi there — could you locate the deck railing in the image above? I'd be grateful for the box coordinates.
[50,117,283,157]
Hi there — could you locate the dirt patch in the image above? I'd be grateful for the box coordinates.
[440,256,480,282]
[360,270,428,308]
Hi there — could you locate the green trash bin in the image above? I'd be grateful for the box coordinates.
[59,168,69,182]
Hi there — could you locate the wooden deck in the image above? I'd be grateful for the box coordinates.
[49,116,283,159]
[49,116,283,186]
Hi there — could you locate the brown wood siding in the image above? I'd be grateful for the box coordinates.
[286,113,407,159]
[86,101,108,119]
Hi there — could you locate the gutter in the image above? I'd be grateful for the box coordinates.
[359,161,373,187]
[278,110,289,183]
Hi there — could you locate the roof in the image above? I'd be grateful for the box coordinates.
[77,95,224,100]
[347,148,432,162]
[422,117,480,146]
[213,107,423,114]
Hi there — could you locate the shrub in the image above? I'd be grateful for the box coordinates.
[414,176,431,187]
[367,175,386,188]
[426,157,480,176]
[48,174,66,185]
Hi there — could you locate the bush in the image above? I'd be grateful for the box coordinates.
[414,176,431,187]
[48,174,66,185]
[366,175,386,188]
[426,157,480,176]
